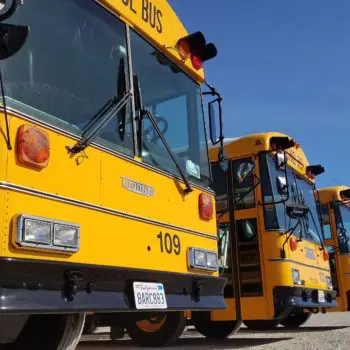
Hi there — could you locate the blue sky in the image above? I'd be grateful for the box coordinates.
[169,0,350,188]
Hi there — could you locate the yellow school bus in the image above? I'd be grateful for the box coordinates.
[191,132,336,336]
[319,186,350,312]
[0,0,225,347]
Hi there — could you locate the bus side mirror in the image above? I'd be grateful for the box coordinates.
[208,99,220,145]
[0,24,28,60]
[276,175,288,195]
[286,203,309,220]
[236,161,255,184]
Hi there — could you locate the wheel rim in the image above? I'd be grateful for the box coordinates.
[136,315,167,333]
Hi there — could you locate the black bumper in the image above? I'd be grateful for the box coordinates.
[274,286,337,315]
[0,258,226,314]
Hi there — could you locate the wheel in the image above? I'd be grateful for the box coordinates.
[125,312,185,347]
[193,312,240,338]
[280,313,311,328]
[110,325,126,340]
[243,319,279,330]
[5,314,85,350]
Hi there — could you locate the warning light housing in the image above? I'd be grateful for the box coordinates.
[17,124,50,170]
[176,32,217,71]
[199,193,214,221]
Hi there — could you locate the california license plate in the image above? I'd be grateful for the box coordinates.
[133,282,167,310]
[318,290,325,303]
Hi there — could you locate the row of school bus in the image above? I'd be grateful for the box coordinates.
[0,1,348,349]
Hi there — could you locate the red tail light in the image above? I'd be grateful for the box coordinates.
[199,193,213,221]
[17,124,50,170]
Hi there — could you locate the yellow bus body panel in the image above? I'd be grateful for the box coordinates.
[0,114,217,276]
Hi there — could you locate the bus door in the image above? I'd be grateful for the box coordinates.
[231,158,265,318]
[320,204,340,297]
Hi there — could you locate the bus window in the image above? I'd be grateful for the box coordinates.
[232,158,255,210]
[260,154,322,245]
[130,30,211,188]
[320,204,332,240]
[335,204,350,254]
[259,153,279,229]
[1,0,134,156]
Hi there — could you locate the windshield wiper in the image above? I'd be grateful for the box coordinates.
[133,75,193,194]
[67,58,131,154]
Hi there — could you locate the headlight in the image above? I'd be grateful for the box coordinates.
[23,218,51,245]
[326,276,333,290]
[17,215,80,252]
[188,248,218,271]
[54,224,79,249]
[292,268,302,285]
[193,250,206,267]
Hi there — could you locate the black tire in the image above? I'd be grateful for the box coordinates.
[193,312,240,338]
[110,325,126,340]
[280,313,311,328]
[243,319,279,330]
[3,314,85,350]
[125,312,185,347]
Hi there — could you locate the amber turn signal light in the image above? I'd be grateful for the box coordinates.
[17,124,50,169]
[199,193,213,221]
[289,237,298,251]
[323,248,329,261]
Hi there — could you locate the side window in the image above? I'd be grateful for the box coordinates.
[320,204,332,240]
[233,158,256,210]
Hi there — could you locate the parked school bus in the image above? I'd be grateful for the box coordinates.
[319,186,350,312]
[190,132,336,337]
[0,0,226,347]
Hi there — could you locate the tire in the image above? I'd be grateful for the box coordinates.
[125,312,185,347]
[193,312,240,338]
[110,325,126,340]
[280,313,311,328]
[7,314,85,350]
[243,319,279,330]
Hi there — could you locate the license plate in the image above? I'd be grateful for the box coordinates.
[318,290,325,303]
[133,282,167,310]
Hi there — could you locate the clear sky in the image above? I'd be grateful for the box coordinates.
[168,0,350,188]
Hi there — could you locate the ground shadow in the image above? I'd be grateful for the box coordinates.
[79,336,293,349]
[240,326,349,334]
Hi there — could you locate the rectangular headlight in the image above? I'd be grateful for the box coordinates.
[188,248,218,271]
[194,250,206,267]
[23,218,51,245]
[326,276,333,290]
[17,215,79,253]
[292,268,301,285]
[207,252,218,269]
[54,224,79,249]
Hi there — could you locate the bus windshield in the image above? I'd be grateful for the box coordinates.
[261,154,322,245]
[0,0,211,188]
[335,204,350,254]
[130,30,211,187]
